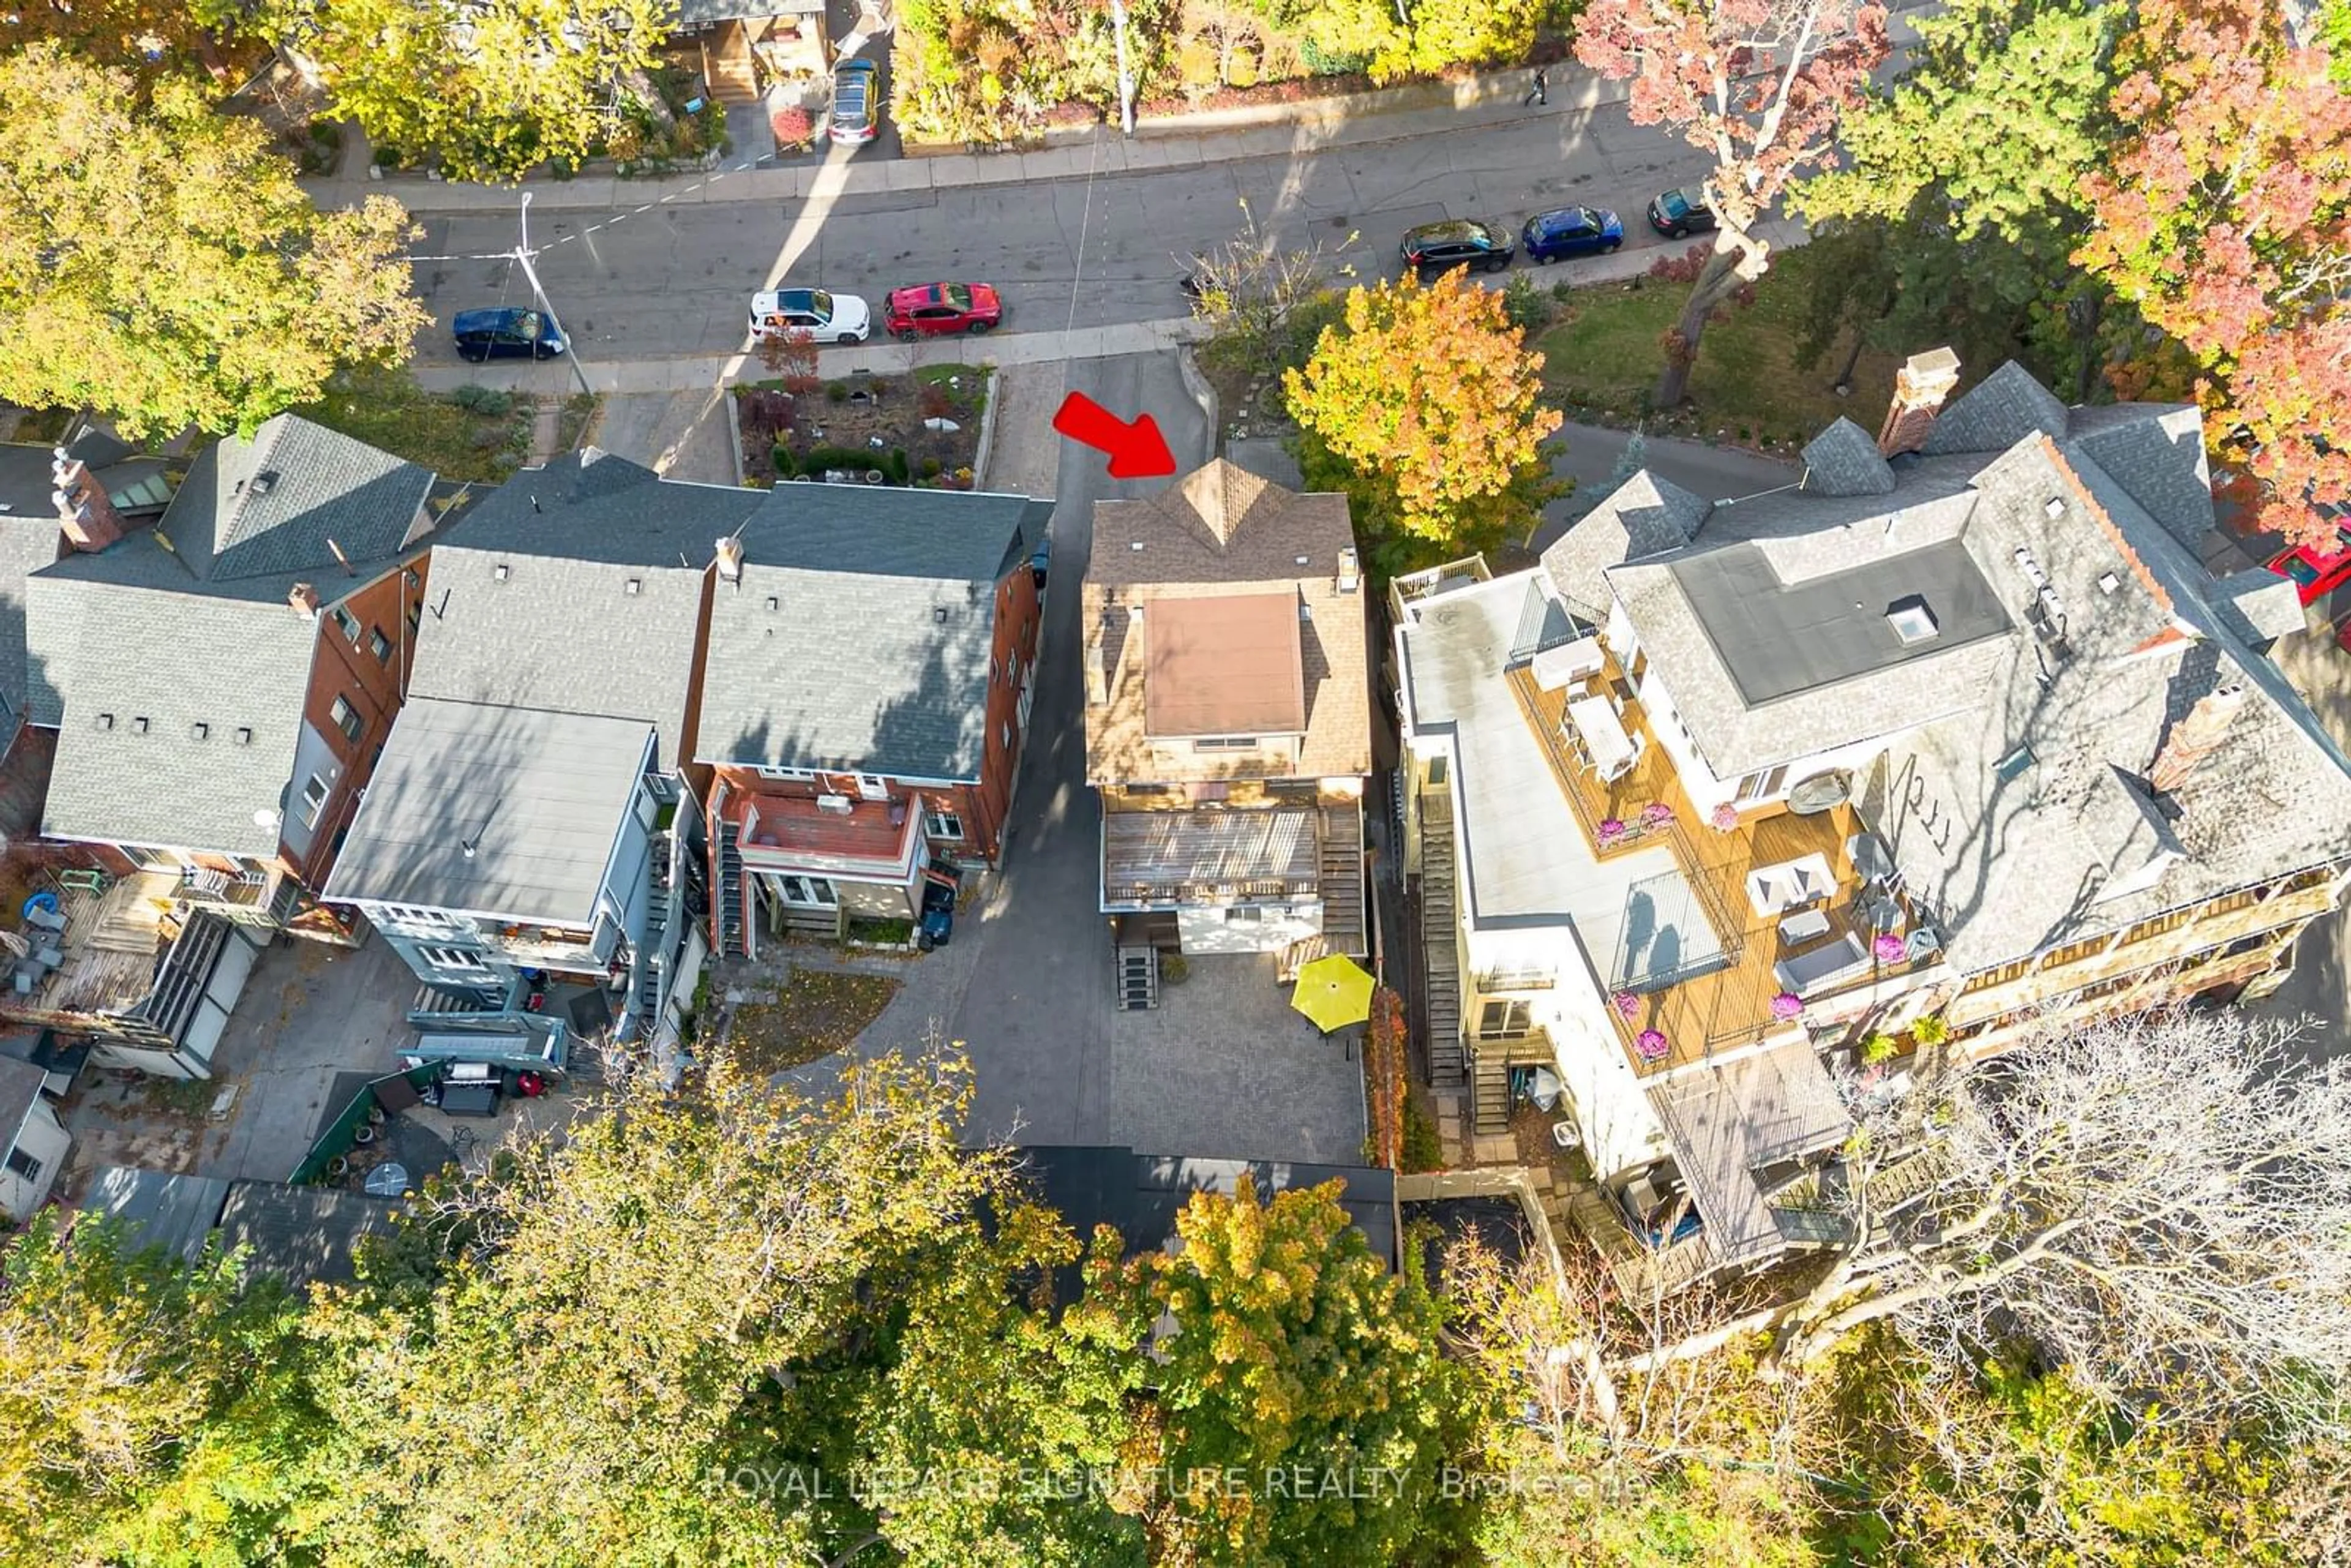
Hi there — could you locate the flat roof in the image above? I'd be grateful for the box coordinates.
[78,1165,232,1266]
[1671,538,2012,706]
[324,699,653,923]
[1142,591,1306,738]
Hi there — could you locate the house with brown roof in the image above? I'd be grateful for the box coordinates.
[1084,461,1373,999]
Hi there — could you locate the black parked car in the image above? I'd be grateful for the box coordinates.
[1646,187,1717,240]
[1399,219,1515,276]
[452,307,568,362]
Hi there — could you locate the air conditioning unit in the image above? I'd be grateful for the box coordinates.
[817,794,854,814]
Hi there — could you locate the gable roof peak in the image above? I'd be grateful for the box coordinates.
[1176,458,1280,548]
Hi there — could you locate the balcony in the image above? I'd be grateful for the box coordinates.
[1505,646,1935,1075]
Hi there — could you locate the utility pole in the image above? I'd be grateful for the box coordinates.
[1109,0,1136,137]
[514,191,593,397]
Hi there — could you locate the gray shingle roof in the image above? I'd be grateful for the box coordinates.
[1801,416,1896,496]
[31,574,320,858]
[1861,435,2351,973]
[1540,471,1709,623]
[696,486,1049,775]
[324,699,654,923]
[410,451,763,769]
[2061,402,2215,550]
[158,415,433,581]
[1921,360,2071,457]
[0,517,62,726]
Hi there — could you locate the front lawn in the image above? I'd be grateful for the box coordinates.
[1535,245,1902,448]
[719,967,902,1076]
[294,365,533,482]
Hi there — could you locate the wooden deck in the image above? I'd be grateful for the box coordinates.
[1506,655,1925,1076]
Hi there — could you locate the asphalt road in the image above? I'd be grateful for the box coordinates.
[408,91,1720,367]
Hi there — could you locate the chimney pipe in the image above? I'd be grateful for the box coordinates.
[51,451,124,553]
[2149,683,2248,794]
[714,535,744,583]
[289,582,321,619]
[1877,347,1963,458]
[328,537,356,577]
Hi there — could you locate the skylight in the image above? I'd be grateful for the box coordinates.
[1886,596,1940,645]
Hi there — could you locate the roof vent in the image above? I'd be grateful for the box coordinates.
[493,562,510,582]
[1337,547,1360,594]
[1130,541,1144,552]
[1886,596,1940,645]
[765,595,779,612]
[2099,571,2121,595]
[933,605,950,624]
[235,727,252,746]
[191,722,209,741]
[130,716,149,735]
[624,577,641,595]
[2044,497,2065,519]
[1295,555,1310,567]
[94,713,113,732]
[1128,604,1144,622]
[249,471,278,497]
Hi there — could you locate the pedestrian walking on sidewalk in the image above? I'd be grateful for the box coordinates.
[1524,69,1548,108]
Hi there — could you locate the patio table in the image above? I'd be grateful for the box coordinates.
[1567,695,1637,779]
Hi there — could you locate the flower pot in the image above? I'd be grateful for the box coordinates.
[352,1125,376,1147]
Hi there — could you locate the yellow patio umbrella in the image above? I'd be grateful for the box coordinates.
[1291,953,1377,1033]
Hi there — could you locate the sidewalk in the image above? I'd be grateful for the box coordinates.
[307,3,1929,217]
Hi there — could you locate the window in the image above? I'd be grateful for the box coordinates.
[777,876,837,907]
[329,696,363,743]
[4,1146,42,1184]
[331,606,362,645]
[1426,756,1449,787]
[924,809,965,841]
[1193,737,1257,753]
[1000,721,1013,752]
[369,628,392,663]
[1734,764,1790,803]
[1477,999,1532,1038]
[854,775,890,801]
[418,946,492,974]
[296,773,331,829]
[756,767,819,781]
[1224,906,1264,923]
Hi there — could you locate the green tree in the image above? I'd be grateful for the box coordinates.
[1286,269,1564,562]
[0,43,427,440]
[1790,0,2124,399]
[300,1050,1022,1566]
[1092,1176,1466,1566]
[0,1215,313,1565]
[203,0,672,182]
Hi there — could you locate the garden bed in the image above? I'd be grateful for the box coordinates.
[734,364,990,489]
[294,367,533,482]
[719,968,902,1076]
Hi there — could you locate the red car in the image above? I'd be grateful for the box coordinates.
[2268,527,2351,605]
[885,282,1001,341]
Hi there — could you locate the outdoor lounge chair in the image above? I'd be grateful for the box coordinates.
[1772,932,1870,999]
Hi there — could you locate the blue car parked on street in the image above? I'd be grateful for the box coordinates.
[452,307,568,362]
[1521,206,1624,263]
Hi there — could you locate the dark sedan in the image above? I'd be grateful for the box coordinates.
[1399,219,1515,276]
[1647,187,1717,239]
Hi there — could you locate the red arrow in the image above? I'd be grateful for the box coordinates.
[1052,391,1177,479]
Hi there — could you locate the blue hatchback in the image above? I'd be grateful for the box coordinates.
[1521,206,1624,263]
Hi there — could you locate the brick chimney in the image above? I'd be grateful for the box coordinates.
[2150,683,2248,794]
[288,582,321,619]
[51,449,124,553]
[714,535,744,583]
[1877,347,1963,457]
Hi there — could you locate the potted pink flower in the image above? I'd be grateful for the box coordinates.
[1709,802,1739,833]
[1635,1028,1670,1062]
[1873,932,1909,964]
[1597,817,1629,847]
[1769,991,1804,1021]
[1611,991,1641,1021]
[1640,802,1674,830]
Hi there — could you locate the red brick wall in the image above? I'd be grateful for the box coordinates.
[287,555,430,887]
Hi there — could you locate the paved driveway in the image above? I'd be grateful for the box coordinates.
[929,352,1367,1161]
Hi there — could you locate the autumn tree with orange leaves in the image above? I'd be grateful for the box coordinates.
[1286,269,1564,563]
[1573,0,1889,408]
[2075,0,2351,551]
